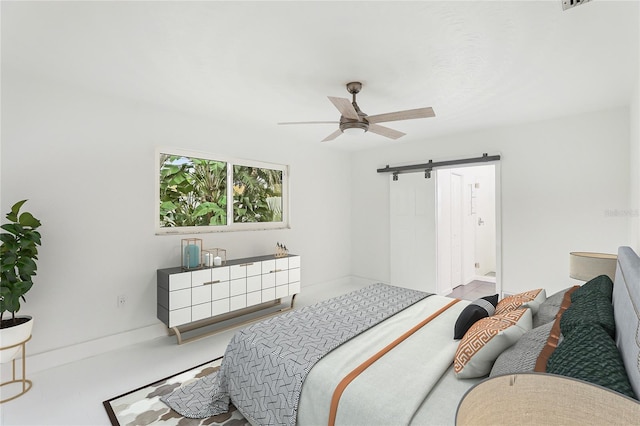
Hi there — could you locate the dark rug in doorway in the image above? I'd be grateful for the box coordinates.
[103,357,249,426]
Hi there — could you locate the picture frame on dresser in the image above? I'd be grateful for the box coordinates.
[157,254,300,344]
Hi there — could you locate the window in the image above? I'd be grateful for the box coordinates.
[156,148,288,234]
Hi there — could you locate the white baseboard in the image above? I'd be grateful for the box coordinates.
[25,323,168,375]
[474,275,496,283]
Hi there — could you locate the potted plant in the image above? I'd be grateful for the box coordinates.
[0,200,41,363]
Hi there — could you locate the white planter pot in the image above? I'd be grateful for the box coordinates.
[0,316,33,364]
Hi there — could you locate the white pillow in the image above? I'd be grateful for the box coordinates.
[495,289,546,315]
[454,308,533,379]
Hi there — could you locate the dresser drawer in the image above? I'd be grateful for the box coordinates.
[192,302,211,322]
[230,278,247,296]
[289,281,301,295]
[289,268,301,283]
[169,307,191,327]
[169,272,191,291]
[212,266,230,282]
[230,294,246,311]
[262,287,276,302]
[192,285,211,305]
[288,256,300,269]
[191,269,211,287]
[170,288,191,310]
[247,290,262,307]
[262,272,276,289]
[261,259,276,274]
[212,298,230,316]
[212,281,230,300]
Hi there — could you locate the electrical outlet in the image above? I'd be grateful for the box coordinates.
[117,294,126,308]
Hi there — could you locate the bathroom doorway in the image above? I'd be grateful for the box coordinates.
[436,164,499,299]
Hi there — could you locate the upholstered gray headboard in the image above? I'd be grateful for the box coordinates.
[613,246,640,397]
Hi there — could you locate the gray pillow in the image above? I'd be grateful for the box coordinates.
[533,287,571,328]
[489,322,557,377]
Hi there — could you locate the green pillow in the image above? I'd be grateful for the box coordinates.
[547,323,635,399]
[572,274,613,302]
[561,290,615,338]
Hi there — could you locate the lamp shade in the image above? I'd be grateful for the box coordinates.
[569,252,617,281]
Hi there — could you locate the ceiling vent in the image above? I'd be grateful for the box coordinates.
[562,0,592,11]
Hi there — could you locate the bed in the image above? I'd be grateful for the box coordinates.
[163,246,640,425]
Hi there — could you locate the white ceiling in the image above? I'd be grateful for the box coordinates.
[2,1,639,151]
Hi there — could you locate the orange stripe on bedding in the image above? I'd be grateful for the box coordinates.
[327,298,461,426]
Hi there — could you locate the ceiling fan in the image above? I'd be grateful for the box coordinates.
[278,82,435,142]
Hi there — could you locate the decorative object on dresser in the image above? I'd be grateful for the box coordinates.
[274,242,288,257]
[0,200,42,403]
[569,251,617,281]
[203,247,226,267]
[181,238,203,270]
[157,254,300,344]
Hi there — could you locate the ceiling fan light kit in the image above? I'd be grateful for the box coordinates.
[279,81,435,142]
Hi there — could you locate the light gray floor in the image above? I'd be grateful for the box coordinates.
[447,280,496,301]
[0,279,369,426]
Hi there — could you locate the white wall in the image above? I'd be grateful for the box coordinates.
[1,69,352,356]
[351,107,630,296]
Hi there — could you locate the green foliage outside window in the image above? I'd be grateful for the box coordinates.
[159,155,227,227]
[233,165,283,223]
[158,152,285,230]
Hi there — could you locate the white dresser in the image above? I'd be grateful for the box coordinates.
[157,254,301,332]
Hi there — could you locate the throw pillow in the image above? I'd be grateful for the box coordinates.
[454,308,533,379]
[495,289,546,315]
[571,274,614,302]
[533,287,575,328]
[547,323,636,399]
[489,321,555,377]
[561,289,616,339]
[453,294,499,340]
[534,285,578,372]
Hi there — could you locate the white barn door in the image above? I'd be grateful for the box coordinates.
[389,173,437,293]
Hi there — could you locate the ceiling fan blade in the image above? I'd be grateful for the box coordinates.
[368,123,406,140]
[367,107,435,124]
[278,121,339,125]
[321,129,343,142]
[327,96,359,120]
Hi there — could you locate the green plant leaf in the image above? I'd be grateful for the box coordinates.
[6,200,27,222]
[18,212,42,228]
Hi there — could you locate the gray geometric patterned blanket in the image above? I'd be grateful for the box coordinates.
[162,283,430,425]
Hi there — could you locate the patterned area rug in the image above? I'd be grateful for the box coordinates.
[103,357,249,426]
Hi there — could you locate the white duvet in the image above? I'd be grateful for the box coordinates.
[297,295,476,426]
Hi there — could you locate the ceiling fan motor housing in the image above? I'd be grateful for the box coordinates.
[340,118,369,133]
[341,82,369,133]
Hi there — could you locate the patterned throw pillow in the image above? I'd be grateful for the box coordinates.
[453,294,499,340]
[495,289,546,315]
[489,321,555,377]
[454,308,533,379]
[547,323,636,399]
